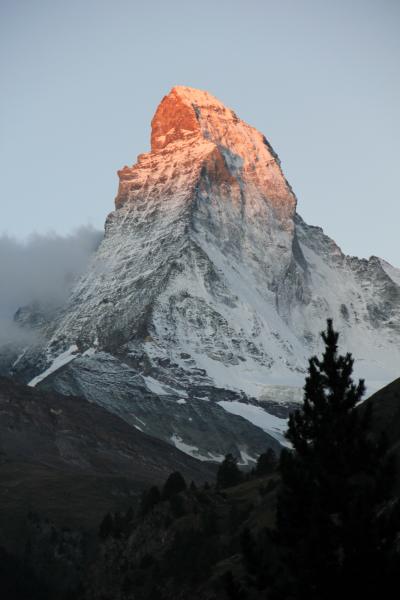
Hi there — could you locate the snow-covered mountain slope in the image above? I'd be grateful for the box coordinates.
[8,86,400,460]
[294,216,400,387]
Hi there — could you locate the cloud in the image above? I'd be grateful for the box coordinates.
[0,318,40,349]
[0,226,103,345]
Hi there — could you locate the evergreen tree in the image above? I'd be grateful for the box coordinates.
[255,448,277,477]
[140,485,161,516]
[162,471,187,499]
[224,570,246,600]
[274,319,400,600]
[99,512,114,539]
[217,453,243,489]
[126,506,134,520]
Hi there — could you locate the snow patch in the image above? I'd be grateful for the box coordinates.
[170,433,224,462]
[143,376,170,396]
[82,347,97,357]
[28,345,79,387]
[218,400,289,446]
[144,376,188,398]
[12,347,28,369]
[239,449,257,466]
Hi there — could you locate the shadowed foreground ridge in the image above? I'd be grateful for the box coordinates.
[79,325,400,600]
[1,330,399,598]
[0,377,214,553]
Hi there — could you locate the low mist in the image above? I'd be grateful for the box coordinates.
[0,226,103,345]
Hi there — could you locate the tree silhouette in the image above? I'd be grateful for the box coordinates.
[140,485,161,516]
[99,512,114,539]
[217,454,243,489]
[255,448,277,476]
[162,471,187,499]
[275,319,400,600]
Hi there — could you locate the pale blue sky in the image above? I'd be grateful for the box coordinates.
[1,0,399,265]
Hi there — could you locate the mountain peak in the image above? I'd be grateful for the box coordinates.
[150,86,234,151]
[150,85,253,150]
[116,86,296,215]
[150,87,201,152]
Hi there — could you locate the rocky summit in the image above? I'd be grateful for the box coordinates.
[6,86,400,462]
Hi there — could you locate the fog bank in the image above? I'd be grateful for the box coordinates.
[0,226,102,345]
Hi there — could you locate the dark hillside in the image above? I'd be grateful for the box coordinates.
[0,377,215,554]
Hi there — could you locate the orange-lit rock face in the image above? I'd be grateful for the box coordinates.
[151,89,200,151]
[115,85,296,224]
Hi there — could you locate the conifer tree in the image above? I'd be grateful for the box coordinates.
[140,485,161,516]
[99,512,114,539]
[217,453,243,489]
[255,448,277,476]
[275,319,400,600]
[162,471,187,499]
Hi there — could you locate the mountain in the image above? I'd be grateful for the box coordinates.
[6,86,400,461]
